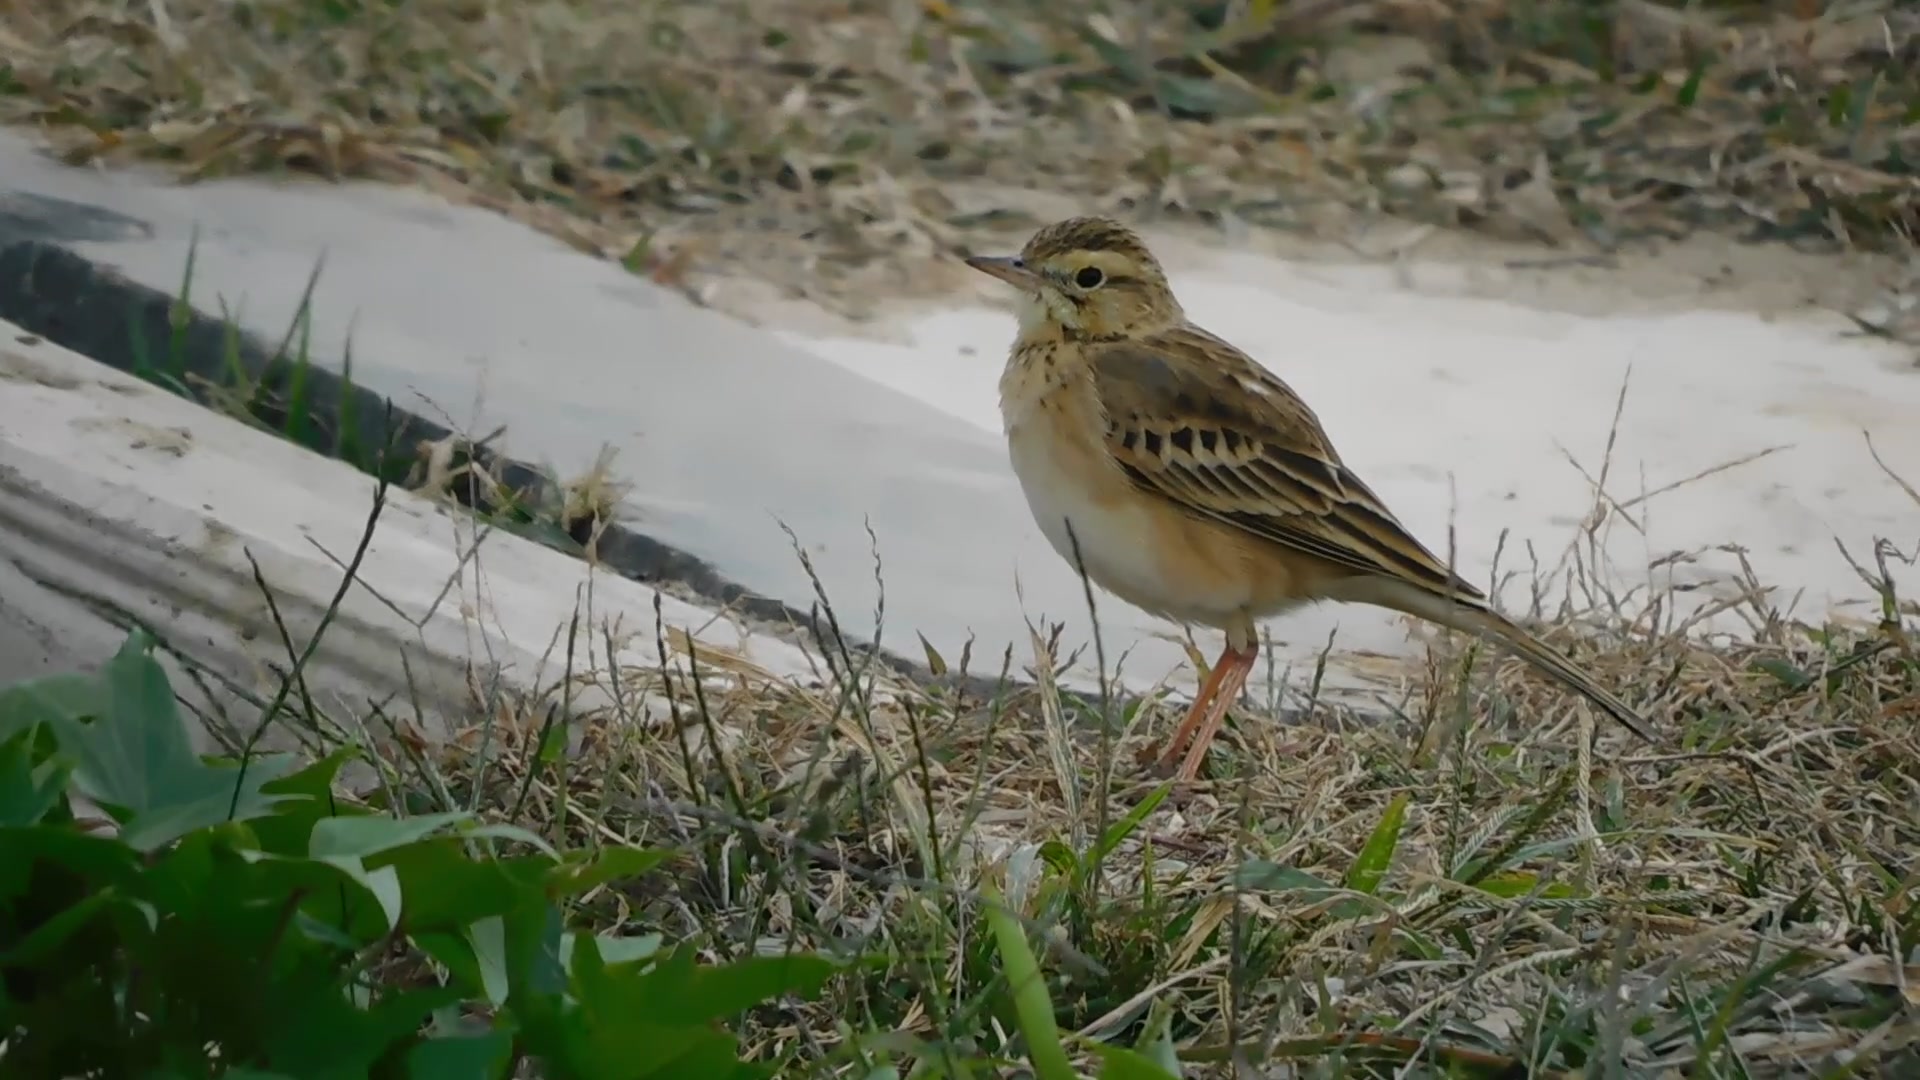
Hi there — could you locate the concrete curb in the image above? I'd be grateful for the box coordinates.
[0,324,824,751]
[0,237,1021,704]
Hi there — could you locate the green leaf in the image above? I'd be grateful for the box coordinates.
[247,746,368,855]
[0,826,145,897]
[545,844,672,898]
[566,939,717,1075]
[1095,1045,1181,1080]
[649,1035,778,1080]
[265,745,356,798]
[1473,871,1582,900]
[1675,57,1707,108]
[310,810,474,859]
[1344,792,1408,896]
[264,985,462,1079]
[407,1029,515,1080]
[380,840,550,931]
[559,928,664,974]
[52,632,298,850]
[1749,657,1811,691]
[118,755,303,852]
[1036,838,1079,877]
[415,929,486,1002]
[0,670,104,744]
[57,631,204,810]
[668,952,840,1023]
[983,886,1075,1080]
[505,896,570,1001]
[1129,999,1183,1077]
[1093,783,1168,865]
[557,940,837,1076]
[315,857,404,931]
[1232,861,1340,899]
[463,822,560,859]
[0,886,119,965]
[0,735,67,826]
[239,848,406,935]
[469,916,511,1005]
[592,931,663,966]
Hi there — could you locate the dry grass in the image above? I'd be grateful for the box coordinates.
[12,0,1919,1073]
[2,0,1915,316]
[337,534,1920,1077]
[214,423,1920,1076]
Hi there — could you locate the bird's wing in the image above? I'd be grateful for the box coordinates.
[1088,324,1486,602]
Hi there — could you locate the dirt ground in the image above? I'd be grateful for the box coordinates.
[710,178,1920,349]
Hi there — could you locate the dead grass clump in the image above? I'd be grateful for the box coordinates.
[310,528,1920,1076]
[161,377,1915,1074]
[2,0,1914,316]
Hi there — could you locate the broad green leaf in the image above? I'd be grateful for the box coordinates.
[248,746,370,855]
[264,744,357,798]
[561,939,836,1075]
[295,911,364,950]
[506,897,570,1000]
[380,840,549,931]
[641,951,841,1026]
[310,810,473,859]
[141,820,227,911]
[643,1033,777,1079]
[545,844,672,898]
[66,630,201,799]
[0,826,144,897]
[313,857,404,931]
[0,670,106,744]
[264,985,462,1079]
[469,916,511,1006]
[407,1028,514,1080]
[239,848,405,935]
[1344,792,1409,896]
[52,632,296,849]
[592,931,663,966]
[558,928,663,973]
[983,886,1075,1080]
[0,736,67,826]
[567,939,717,1075]
[0,886,119,965]
[118,755,303,852]
[464,822,559,859]
[416,930,486,1000]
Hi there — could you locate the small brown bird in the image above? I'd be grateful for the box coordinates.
[966,216,1652,781]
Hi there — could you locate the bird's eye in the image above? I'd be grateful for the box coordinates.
[1073,266,1105,289]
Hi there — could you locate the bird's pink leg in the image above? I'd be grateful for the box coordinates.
[1154,644,1258,780]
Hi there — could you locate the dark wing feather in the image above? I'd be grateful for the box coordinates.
[1089,325,1487,603]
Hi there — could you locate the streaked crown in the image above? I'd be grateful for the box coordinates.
[1019,216,1162,274]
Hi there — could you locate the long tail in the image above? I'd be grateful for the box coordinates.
[1336,576,1654,742]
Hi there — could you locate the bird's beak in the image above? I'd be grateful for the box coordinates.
[964,254,1043,291]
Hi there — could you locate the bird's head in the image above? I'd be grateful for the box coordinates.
[965,216,1184,340]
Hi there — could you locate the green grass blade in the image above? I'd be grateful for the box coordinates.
[1344,791,1408,896]
[983,886,1077,1080]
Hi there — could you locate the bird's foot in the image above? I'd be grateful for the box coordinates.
[1137,740,1209,787]
[1135,740,1191,778]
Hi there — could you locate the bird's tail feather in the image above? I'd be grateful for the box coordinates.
[1333,577,1654,741]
